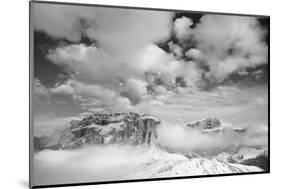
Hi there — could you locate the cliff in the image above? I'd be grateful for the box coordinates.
[35,113,161,150]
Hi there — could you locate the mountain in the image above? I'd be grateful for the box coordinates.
[184,117,247,134]
[34,112,161,150]
[216,147,268,171]
[185,117,222,130]
[125,146,263,179]
[240,153,268,171]
[34,114,267,180]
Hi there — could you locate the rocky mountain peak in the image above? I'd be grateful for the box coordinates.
[185,117,222,131]
[35,112,161,151]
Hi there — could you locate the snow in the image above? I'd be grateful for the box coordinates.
[87,122,125,135]
[126,146,263,179]
[140,115,160,122]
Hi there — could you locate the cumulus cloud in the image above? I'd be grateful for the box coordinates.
[34,3,173,46]
[44,9,268,113]
[47,44,134,87]
[33,3,86,41]
[174,14,268,82]
[120,79,148,104]
[50,79,133,113]
[185,48,203,60]
[36,3,175,95]
[46,40,203,107]
[168,41,183,58]
[33,78,50,102]
[174,16,193,40]
[33,4,268,138]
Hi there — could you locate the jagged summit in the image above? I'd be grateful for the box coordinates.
[34,115,249,151]
[185,117,222,130]
[33,114,268,171]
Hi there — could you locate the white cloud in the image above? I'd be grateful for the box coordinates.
[174,14,268,82]
[134,85,268,126]
[135,44,174,73]
[174,16,193,40]
[34,115,79,136]
[168,41,183,58]
[157,121,268,153]
[34,3,173,46]
[47,44,131,87]
[50,79,133,113]
[33,78,50,102]
[185,48,203,60]
[34,5,268,136]
[37,3,175,91]
[33,145,148,185]
[34,3,92,41]
[121,79,148,104]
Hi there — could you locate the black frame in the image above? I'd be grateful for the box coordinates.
[29,1,270,188]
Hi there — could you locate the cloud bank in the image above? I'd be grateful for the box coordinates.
[157,122,268,153]
[33,145,148,185]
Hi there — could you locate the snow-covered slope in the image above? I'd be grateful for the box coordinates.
[125,146,263,179]
[216,147,267,163]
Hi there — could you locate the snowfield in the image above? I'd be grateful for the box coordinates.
[127,146,262,179]
[33,145,263,186]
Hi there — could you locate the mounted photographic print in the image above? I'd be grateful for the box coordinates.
[29,1,270,188]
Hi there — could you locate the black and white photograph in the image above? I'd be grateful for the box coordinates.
[30,1,269,187]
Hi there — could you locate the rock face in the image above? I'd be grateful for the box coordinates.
[184,118,248,134]
[185,117,222,132]
[34,136,51,152]
[36,113,161,150]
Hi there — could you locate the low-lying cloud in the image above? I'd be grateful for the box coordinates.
[33,145,148,185]
[33,121,268,186]
[156,122,268,153]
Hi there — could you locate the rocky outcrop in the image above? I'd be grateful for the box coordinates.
[34,135,51,152]
[35,116,251,151]
[184,118,248,134]
[185,117,222,132]
[36,113,161,150]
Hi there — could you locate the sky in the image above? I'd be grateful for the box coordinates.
[32,3,269,136]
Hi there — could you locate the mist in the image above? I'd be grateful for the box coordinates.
[33,145,148,185]
[156,122,268,153]
[33,121,268,186]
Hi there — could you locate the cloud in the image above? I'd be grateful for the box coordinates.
[47,44,132,87]
[252,69,264,76]
[34,115,79,136]
[168,41,183,58]
[33,78,50,102]
[46,40,204,106]
[134,85,268,126]
[174,14,268,82]
[185,48,203,60]
[50,79,133,113]
[33,145,148,185]
[34,3,173,45]
[33,4,268,137]
[36,3,175,91]
[157,122,268,153]
[174,16,193,40]
[33,3,93,41]
[120,79,148,104]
